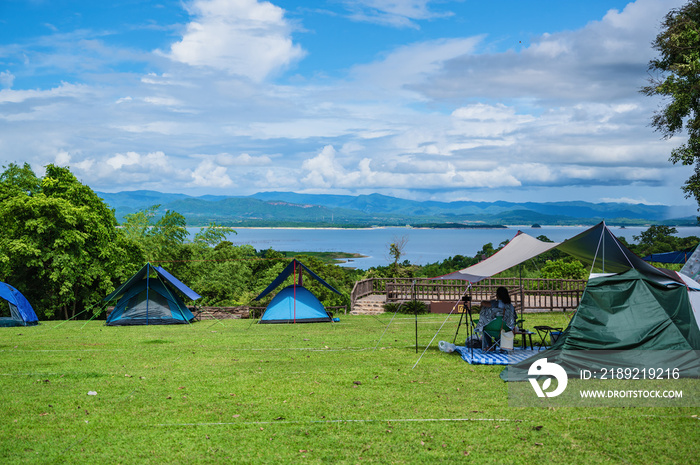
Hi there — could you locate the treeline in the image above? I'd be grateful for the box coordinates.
[1,164,696,320]
[0,164,361,320]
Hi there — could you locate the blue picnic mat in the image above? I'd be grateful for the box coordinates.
[453,346,540,365]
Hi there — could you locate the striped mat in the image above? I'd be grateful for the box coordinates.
[454,346,540,365]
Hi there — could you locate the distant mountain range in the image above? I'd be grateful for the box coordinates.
[96,190,698,227]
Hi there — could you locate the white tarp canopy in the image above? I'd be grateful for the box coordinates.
[432,231,560,282]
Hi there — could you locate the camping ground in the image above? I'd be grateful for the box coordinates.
[1,313,697,464]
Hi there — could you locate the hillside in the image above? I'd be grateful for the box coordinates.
[97,190,698,227]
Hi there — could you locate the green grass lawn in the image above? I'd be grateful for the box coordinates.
[0,313,696,464]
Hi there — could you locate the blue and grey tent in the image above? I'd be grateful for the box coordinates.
[104,263,200,326]
[254,259,340,324]
[0,282,39,327]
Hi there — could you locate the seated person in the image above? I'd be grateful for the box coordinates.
[474,287,516,350]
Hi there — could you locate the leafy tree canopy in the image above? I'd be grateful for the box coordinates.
[0,164,141,318]
[643,0,700,213]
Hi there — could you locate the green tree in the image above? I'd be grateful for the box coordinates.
[121,206,191,262]
[0,162,40,200]
[643,0,700,213]
[0,164,141,319]
[185,242,258,306]
[630,224,699,258]
[540,259,587,280]
[388,235,409,277]
[194,222,237,247]
[633,225,679,256]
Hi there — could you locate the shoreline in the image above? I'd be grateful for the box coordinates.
[194,224,700,231]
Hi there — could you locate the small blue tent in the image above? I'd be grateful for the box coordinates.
[0,282,39,327]
[104,263,200,326]
[254,259,340,324]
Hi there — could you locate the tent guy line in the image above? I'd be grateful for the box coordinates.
[0,349,127,352]
[412,285,470,369]
[154,417,525,427]
[154,414,696,428]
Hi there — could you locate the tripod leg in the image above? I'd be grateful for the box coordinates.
[452,309,465,344]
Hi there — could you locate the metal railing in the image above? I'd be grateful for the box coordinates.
[352,277,586,312]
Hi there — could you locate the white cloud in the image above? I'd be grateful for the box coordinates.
[299,144,524,190]
[350,37,483,95]
[106,151,170,171]
[0,0,693,205]
[599,197,663,205]
[190,159,233,187]
[301,145,345,187]
[420,0,686,103]
[143,96,182,107]
[54,151,197,191]
[0,82,89,104]
[55,150,71,166]
[167,0,305,82]
[341,0,452,28]
[113,122,185,135]
[214,152,272,166]
[0,71,14,89]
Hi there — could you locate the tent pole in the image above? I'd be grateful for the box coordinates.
[602,222,606,273]
[519,264,524,325]
[146,263,150,325]
[413,280,418,353]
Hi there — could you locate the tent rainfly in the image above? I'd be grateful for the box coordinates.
[104,263,200,326]
[501,268,700,380]
[254,259,341,324]
[0,282,39,327]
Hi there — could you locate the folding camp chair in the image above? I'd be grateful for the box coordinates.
[534,325,563,351]
[482,316,512,352]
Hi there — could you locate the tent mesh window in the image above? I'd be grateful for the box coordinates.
[0,301,10,319]
[0,301,22,321]
[8,302,22,322]
[125,289,173,320]
[0,302,24,326]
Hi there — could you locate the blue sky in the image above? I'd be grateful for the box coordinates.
[0,0,695,213]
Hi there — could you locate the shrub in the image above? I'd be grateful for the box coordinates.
[540,259,586,280]
[383,300,429,314]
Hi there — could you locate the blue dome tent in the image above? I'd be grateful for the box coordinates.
[0,282,39,327]
[104,263,200,326]
[255,259,341,324]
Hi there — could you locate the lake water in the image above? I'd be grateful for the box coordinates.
[192,225,700,269]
